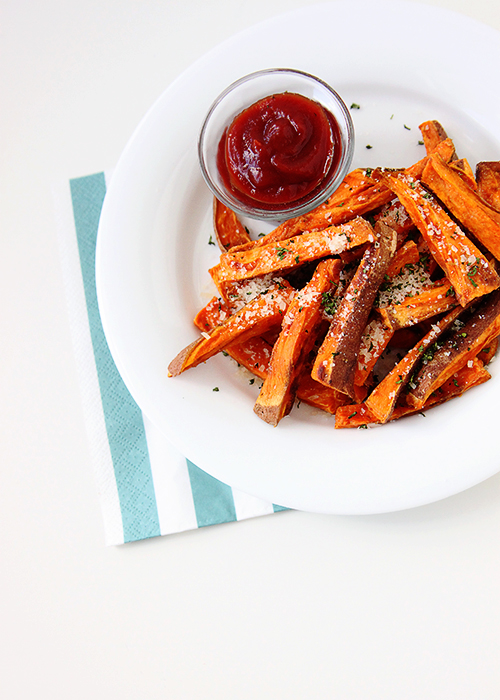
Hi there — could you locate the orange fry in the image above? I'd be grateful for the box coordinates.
[168,281,295,376]
[422,153,500,260]
[364,305,463,423]
[213,198,251,251]
[378,279,456,330]
[407,288,500,409]
[384,171,500,305]
[209,217,374,288]
[335,356,490,428]
[254,259,342,425]
[476,161,500,212]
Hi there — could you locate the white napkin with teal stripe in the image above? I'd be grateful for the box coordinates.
[55,171,286,545]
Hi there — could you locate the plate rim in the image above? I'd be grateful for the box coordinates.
[96,0,500,514]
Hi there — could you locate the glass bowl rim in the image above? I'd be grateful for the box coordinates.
[198,67,355,221]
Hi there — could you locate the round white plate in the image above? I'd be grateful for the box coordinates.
[96,0,500,514]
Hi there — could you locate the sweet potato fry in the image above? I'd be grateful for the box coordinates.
[476,161,500,212]
[194,298,272,377]
[312,222,397,397]
[353,241,422,385]
[209,217,374,288]
[354,316,394,387]
[378,279,456,330]
[335,356,489,428]
[213,197,251,251]
[422,153,500,260]
[477,335,499,365]
[406,288,500,409]
[419,120,457,158]
[194,295,230,330]
[384,171,500,305]
[295,373,351,414]
[168,281,295,376]
[375,200,415,244]
[364,305,463,423]
[386,240,420,276]
[254,259,342,425]
[449,158,477,190]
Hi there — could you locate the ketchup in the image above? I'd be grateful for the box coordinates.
[217,92,342,210]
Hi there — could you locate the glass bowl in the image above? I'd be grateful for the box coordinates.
[198,68,355,221]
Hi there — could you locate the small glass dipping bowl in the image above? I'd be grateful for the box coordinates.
[198,68,355,221]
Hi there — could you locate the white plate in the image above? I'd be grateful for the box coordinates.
[96,0,500,514]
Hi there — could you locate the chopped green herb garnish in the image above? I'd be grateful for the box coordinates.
[322,290,339,316]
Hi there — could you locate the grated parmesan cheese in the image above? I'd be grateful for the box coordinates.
[376,259,433,308]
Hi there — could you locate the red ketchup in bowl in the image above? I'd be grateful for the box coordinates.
[217,92,342,210]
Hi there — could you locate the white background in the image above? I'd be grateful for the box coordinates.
[2,1,500,698]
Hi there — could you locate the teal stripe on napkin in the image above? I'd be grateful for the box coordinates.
[70,173,161,543]
[186,460,237,527]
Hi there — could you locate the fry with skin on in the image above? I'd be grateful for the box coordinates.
[334,357,490,428]
[407,288,500,409]
[254,258,343,426]
[476,161,500,212]
[419,120,457,159]
[364,305,464,423]
[312,222,397,397]
[354,241,421,387]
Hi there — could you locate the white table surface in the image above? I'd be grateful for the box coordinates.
[2,1,500,698]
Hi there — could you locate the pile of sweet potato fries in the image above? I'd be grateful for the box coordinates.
[168,120,500,428]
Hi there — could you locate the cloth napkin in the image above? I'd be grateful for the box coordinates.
[55,171,287,545]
